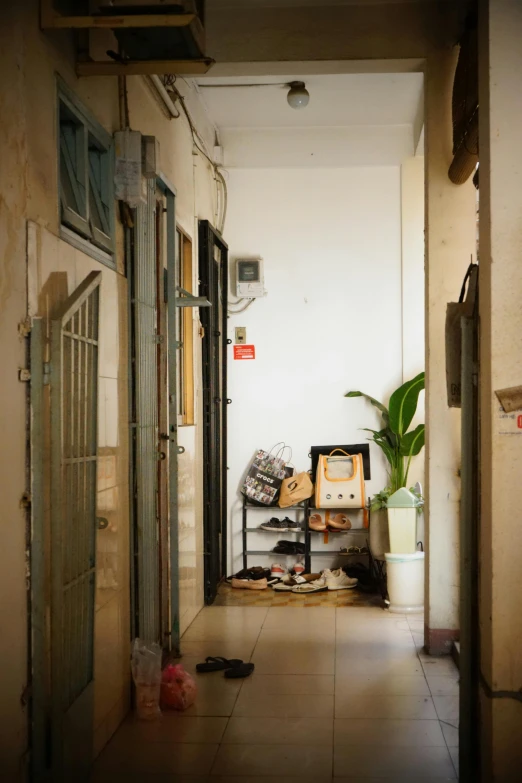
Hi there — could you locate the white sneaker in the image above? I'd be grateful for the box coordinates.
[325,568,358,591]
[291,571,330,593]
[270,563,287,579]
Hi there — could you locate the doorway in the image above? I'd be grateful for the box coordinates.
[198,220,229,604]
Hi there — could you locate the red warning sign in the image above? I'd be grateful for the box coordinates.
[234,344,255,360]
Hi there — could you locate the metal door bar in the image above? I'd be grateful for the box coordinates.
[30,317,48,782]
[156,174,180,654]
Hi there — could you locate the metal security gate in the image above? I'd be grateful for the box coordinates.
[199,221,229,604]
[31,270,102,781]
[131,179,161,644]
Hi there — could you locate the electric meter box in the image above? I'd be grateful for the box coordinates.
[236,258,265,298]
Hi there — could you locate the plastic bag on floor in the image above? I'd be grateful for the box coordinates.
[161,664,197,711]
[131,638,162,720]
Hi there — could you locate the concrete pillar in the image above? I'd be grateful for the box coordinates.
[478,1,522,778]
[424,52,477,655]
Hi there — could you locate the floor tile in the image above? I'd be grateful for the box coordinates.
[181,608,268,642]
[112,715,228,744]
[334,718,446,746]
[450,745,459,775]
[335,674,430,696]
[335,655,424,678]
[180,676,243,717]
[223,716,333,745]
[241,673,335,695]
[93,741,218,775]
[335,693,437,720]
[253,640,335,675]
[420,654,459,676]
[211,743,333,777]
[232,689,334,718]
[426,675,460,695]
[179,639,257,663]
[433,695,460,723]
[264,607,336,629]
[334,743,456,778]
[441,720,459,747]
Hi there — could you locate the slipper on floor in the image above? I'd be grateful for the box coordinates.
[196,656,243,673]
[224,662,255,679]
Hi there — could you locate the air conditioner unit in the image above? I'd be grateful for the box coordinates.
[91,1,206,60]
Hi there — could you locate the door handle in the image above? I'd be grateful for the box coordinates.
[227,399,232,404]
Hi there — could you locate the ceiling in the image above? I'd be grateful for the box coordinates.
[195,72,424,168]
[196,73,423,130]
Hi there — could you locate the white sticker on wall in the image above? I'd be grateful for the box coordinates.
[497,405,522,435]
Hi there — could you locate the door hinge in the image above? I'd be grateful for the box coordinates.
[153,334,164,344]
[19,369,31,382]
[43,362,51,385]
[18,319,31,338]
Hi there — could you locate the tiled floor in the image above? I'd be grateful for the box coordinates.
[213,581,384,607]
[92,605,460,781]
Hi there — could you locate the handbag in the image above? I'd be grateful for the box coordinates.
[315,449,365,509]
[241,442,291,507]
[445,261,478,408]
[278,471,314,508]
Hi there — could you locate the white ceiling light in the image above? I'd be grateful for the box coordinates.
[287,81,310,110]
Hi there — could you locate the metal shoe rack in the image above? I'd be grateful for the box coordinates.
[241,497,309,571]
[241,495,371,574]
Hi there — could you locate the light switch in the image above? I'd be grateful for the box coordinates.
[235,327,247,344]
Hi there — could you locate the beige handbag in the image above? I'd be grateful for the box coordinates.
[278,472,314,508]
[315,449,365,509]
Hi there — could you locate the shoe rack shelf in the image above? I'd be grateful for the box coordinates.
[305,504,371,572]
[242,496,371,574]
[242,497,309,571]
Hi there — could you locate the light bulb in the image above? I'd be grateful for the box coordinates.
[287,81,310,110]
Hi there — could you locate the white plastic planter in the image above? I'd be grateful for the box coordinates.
[384,552,425,614]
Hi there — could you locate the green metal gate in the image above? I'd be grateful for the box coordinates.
[30,271,102,781]
[131,179,161,644]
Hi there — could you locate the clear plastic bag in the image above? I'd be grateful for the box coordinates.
[160,664,197,711]
[131,638,162,720]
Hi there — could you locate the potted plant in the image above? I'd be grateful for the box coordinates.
[345,372,425,554]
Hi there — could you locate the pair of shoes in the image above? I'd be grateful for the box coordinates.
[272,572,322,591]
[229,566,270,581]
[231,577,268,590]
[309,513,352,532]
[273,540,306,555]
[291,568,358,593]
[196,656,255,679]
[339,545,369,555]
[270,561,305,579]
[260,517,302,532]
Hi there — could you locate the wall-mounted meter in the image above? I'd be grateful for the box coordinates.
[236,258,265,298]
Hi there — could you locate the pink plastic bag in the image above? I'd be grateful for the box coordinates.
[160,664,197,711]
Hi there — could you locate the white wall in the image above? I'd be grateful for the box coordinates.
[225,166,406,573]
[401,156,426,492]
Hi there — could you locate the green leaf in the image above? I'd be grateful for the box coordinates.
[399,424,425,457]
[345,390,390,426]
[388,372,425,436]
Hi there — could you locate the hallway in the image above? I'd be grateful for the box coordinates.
[91,605,459,781]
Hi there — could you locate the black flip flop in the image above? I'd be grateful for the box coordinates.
[196,656,243,673]
[224,662,255,679]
